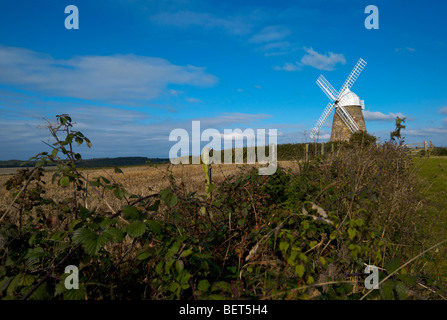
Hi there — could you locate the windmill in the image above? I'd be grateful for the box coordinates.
[310,58,367,141]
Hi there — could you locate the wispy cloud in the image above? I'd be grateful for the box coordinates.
[0,46,217,103]
[273,48,346,72]
[395,47,416,53]
[273,62,301,72]
[363,111,406,121]
[249,25,291,43]
[186,97,203,103]
[439,106,447,116]
[150,10,252,35]
[300,47,346,71]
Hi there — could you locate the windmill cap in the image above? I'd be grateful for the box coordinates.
[338,88,361,107]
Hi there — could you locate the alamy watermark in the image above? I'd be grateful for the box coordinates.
[169,121,277,175]
[364,265,379,290]
[64,265,79,290]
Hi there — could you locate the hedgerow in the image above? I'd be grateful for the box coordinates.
[0,115,445,300]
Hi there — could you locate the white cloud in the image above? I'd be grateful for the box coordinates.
[300,47,346,71]
[249,25,291,43]
[220,131,256,141]
[439,106,447,115]
[273,62,301,72]
[0,46,217,103]
[406,127,447,135]
[363,111,406,121]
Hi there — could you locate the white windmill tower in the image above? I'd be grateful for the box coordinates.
[310,58,367,141]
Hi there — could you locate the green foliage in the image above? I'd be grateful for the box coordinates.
[0,114,445,301]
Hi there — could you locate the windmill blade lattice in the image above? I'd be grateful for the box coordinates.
[310,58,367,139]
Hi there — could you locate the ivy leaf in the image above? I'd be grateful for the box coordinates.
[126,221,146,238]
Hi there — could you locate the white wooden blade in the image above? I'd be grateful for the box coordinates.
[316,75,338,102]
[338,58,367,98]
[335,105,359,133]
[310,102,335,139]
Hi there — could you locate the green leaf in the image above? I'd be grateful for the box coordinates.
[19,274,35,287]
[175,260,184,274]
[114,167,123,174]
[103,227,124,243]
[75,137,83,146]
[211,281,232,294]
[169,282,180,293]
[126,221,146,238]
[155,262,163,275]
[395,282,407,300]
[0,277,12,295]
[279,241,289,252]
[114,188,126,199]
[159,188,178,207]
[146,219,162,235]
[73,228,107,256]
[165,259,175,273]
[385,258,402,274]
[165,240,182,258]
[64,283,86,300]
[84,138,92,148]
[137,251,151,260]
[101,177,110,184]
[295,264,305,278]
[396,274,416,285]
[59,176,70,187]
[380,280,395,300]
[51,148,58,158]
[7,274,21,297]
[147,200,160,212]
[198,280,210,292]
[180,249,193,258]
[122,205,140,220]
[348,228,357,240]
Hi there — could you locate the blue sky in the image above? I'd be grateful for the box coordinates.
[0,0,446,160]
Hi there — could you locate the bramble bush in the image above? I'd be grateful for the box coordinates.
[0,115,445,300]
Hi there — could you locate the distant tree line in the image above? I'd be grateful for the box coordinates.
[0,157,170,168]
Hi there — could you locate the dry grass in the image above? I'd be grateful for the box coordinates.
[0,161,299,214]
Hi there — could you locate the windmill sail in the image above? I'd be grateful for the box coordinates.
[310,58,367,140]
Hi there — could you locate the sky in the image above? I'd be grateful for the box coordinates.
[0,0,446,160]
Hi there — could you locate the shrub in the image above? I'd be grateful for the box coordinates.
[0,115,444,300]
